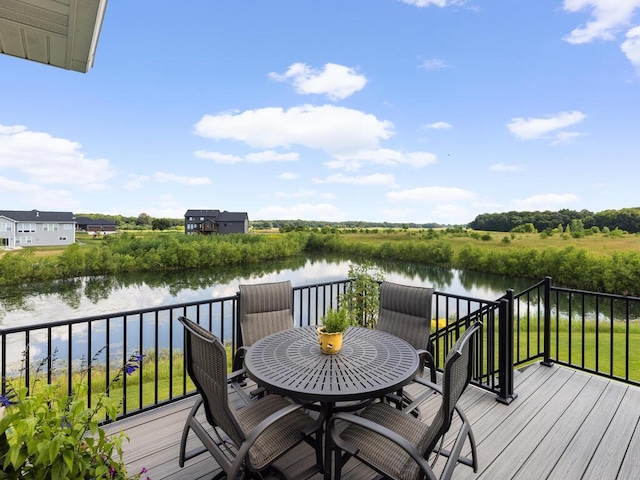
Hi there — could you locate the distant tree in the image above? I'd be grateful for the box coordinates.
[152,218,172,231]
[136,213,152,227]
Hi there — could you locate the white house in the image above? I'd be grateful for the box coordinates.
[0,210,76,248]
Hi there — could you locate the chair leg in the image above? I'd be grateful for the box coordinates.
[179,396,203,467]
[466,419,479,472]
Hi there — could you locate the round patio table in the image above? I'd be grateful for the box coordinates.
[244,325,419,479]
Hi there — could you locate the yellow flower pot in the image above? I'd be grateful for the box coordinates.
[317,327,343,354]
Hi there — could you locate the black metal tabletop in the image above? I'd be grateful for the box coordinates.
[244,325,419,403]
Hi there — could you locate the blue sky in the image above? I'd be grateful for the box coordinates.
[2,0,640,225]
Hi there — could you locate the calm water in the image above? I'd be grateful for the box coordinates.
[0,254,534,329]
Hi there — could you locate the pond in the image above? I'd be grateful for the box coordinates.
[0,254,534,329]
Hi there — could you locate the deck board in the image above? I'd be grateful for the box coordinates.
[109,364,640,479]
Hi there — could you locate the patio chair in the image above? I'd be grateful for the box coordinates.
[178,316,322,479]
[377,281,436,383]
[232,280,294,373]
[329,321,482,480]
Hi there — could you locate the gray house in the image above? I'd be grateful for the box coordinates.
[184,210,249,235]
[75,217,118,233]
[0,210,76,248]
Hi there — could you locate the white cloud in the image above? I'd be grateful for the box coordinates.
[245,151,299,163]
[194,151,242,164]
[490,163,524,172]
[420,59,449,71]
[124,175,150,190]
[507,111,586,140]
[195,150,299,164]
[271,189,317,199]
[424,121,452,129]
[380,208,416,221]
[0,176,45,193]
[387,186,476,202]
[194,104,394,154]
[0,176,79,209]
[430,203,474,223]
[279,172,300,180]
[563,0,640,44]
[514,193,579,210]
[254,203,349,221]
[621,25,640,69]
[313,173,397,187]
[268,63,367,100]
[153,172,212,185]
[142,194,185,218]
[398,0,465,7]
[0,124,116,186]
[551,131,588,145]
[326,148,437,171]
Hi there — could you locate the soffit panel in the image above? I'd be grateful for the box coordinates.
[0,0,106,73]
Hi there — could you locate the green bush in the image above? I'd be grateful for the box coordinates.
[0,353,148,479]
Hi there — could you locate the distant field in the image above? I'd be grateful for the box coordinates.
[4,228,639,262]
[336,229,640,257]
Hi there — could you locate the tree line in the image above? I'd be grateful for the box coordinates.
[468,207,640,233]
[0,232,308,286]
[77,213,183,231]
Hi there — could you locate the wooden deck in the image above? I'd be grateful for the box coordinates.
[107,363,640,479]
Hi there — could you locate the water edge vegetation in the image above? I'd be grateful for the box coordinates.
[2,228,640,296]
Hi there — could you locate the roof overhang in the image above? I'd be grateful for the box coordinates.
[0,0,108,73]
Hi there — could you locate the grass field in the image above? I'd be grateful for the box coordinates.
[336,229,640,258]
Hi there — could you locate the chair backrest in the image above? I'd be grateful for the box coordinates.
[377,281,434,350]
[425,321,482,454]
[179,316,245,446]
[238,280,294,346]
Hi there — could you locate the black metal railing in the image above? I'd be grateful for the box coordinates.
[511,276,640,387]
[1,278,516,420]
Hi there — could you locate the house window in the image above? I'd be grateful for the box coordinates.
[43,223,59,231]
[63,224,73,230]
[16,236,32,245]
[17,223,36,233]
[0,223,11,231]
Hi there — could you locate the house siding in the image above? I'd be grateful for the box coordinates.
[184,209,248,235]
[0,210,76,247]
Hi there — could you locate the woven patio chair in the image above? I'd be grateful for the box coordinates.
[232,280,294,373]
[329,321,482,480]
[178,316,322,479]
[377,281,436,384]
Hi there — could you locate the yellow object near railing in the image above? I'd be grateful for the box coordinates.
[432,318,448,329]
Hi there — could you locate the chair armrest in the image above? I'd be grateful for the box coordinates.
[401,376,443,415]
[416,349,437,383]
[228,368,248,382]
[232,346,249,372]
[229,401,313,479]
[228,368,253,405]
[328,411,437,480]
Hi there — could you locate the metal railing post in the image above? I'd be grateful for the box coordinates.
[542,276,553,366]
[497,294,517,404]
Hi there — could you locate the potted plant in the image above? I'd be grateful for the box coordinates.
[317,307,350,354]
[341,262,384,329]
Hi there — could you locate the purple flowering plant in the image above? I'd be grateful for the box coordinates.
[0,349,150,479]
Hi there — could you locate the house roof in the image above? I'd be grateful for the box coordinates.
[0,0,108,73]
[0,209,75,222]
[75,216,117,226]
[184,210,249,222]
